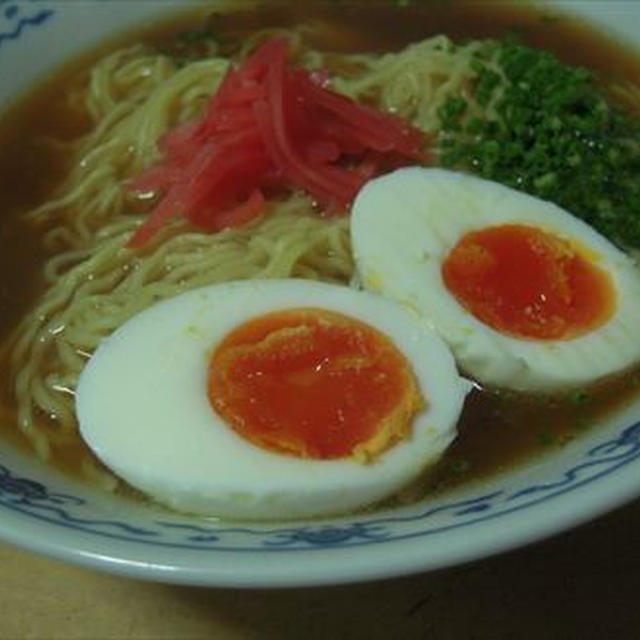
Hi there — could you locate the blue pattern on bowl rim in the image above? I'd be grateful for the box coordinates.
[0,0,53,50]
[1,421,639,551]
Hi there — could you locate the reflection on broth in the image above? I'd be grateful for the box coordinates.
[1,0,640,517]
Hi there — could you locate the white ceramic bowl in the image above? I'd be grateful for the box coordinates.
[1,1,639,588]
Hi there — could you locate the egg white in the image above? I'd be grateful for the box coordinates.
[75,278,469,520]
[351,167,640,392]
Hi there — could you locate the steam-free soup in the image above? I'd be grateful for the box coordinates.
[1,1,640,514]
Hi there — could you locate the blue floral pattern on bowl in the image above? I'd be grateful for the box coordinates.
[1,421,639,551]
[0,0,53,50]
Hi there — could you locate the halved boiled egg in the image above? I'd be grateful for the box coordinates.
[352,167,640,392]
[75,279,469,520]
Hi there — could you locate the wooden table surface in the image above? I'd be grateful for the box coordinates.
[1,497,639,640]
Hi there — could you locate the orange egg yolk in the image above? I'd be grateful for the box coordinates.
[441,224,616,340]
[207,308,424,461]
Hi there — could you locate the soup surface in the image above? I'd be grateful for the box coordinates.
[1,0,640,511]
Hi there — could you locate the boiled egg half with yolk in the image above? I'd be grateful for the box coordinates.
[352,167,640,391]
[76,279,469,520]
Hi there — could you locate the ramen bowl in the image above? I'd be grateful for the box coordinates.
[1,0,640,588]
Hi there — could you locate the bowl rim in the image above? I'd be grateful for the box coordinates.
[1,406,639,587]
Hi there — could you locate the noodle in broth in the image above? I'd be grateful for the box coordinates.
[6,29,483,477]
[2,3,640,501]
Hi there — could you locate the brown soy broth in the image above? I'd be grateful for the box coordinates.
[0,107,74,344]
[169,1,640,79]
[1,0,640,500]
[423,369,640,495]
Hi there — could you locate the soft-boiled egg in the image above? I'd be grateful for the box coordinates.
[75,279,469,520]
[351,167,640,392]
